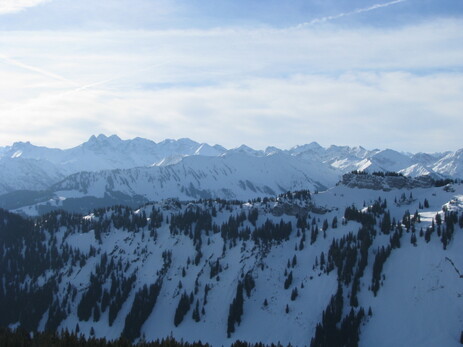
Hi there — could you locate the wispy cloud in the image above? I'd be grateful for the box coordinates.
[0,54,77,85]
[0,18,462,152]
[4,63,167,113]
[297,0,407,27]
[0,0,51,15]
[1,71,462,152]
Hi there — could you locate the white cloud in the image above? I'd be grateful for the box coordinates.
[0,0,51,14]
[0,19,462,152]
[1,71,462,153]
[2,20,461,88]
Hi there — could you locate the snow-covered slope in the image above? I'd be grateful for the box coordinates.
[361,149,414,173]
[399,163,433,177]
[2,175,463,346]
[0,135,226,194]
[433,149,463,178]
[287,143,374,172]
[288,144,460,179]
[12,152,339,215]
[0,157,64,192]
[326,148,414,174]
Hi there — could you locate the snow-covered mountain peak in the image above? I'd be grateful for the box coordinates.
[8,141,35,155]
[264,146,283,156]
[213,144,227,152]
[289,141,323,155]
[158,137,197,148]
[1,141,61,162]
[350,145,370,158]
[326,144,371,158]
[229,144,264,156]
[194,143,226,156]
[11,140,32,147]
[399,163,433,177]
[376,148,407,157]
[454,148,463,157]
[433,148,463,178]
[0,136,462,198]
[362,149,413,173]
[412,152,442,166]
[132,136,156,143]
[372,148,408,162]
[83,134,123,148]
[156,138,201,156]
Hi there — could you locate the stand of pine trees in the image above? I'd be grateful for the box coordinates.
[122,281,163,341]
[0,327,212,347]
[227,281,244,337]
[0,327,298,346]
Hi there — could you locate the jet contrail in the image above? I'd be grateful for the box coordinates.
[0,54,79,86]
[68,64,166,93]
[4,63,167,113]
[297,0,407,27]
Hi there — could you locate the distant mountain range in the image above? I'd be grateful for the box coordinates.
[0,134,461,215]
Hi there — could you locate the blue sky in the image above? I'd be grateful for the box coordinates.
[0,0,462,152]
[1,0,462,30]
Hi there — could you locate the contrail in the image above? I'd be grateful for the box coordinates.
[51,62,167,96]
[68,64,166,93]
[0,54,79,86]
[4,63,167,113]
[297,0,407,27]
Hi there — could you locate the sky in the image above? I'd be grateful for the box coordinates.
[0,0,462,152]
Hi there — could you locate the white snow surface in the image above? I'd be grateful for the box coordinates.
[0,135,461,196]
[12,179,463,346]
[43,152,339,204]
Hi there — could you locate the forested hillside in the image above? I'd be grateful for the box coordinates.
[1,174,463,346]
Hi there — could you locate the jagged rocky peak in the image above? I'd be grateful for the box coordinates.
[87,134,119,142]
[83,134,123,149]
[1,140,62,162]
[271,190,329,217]
[10,140,32,149]
[2,141,37,157]
[341,171,435,190]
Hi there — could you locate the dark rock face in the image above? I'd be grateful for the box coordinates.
[341,173,434,190]
[271,202,329,217]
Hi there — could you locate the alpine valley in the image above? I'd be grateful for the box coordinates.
[1,135,463,346]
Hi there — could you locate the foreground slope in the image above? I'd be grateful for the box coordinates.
[0,174,462,346]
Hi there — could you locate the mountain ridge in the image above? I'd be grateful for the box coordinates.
[0,135,461,211]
